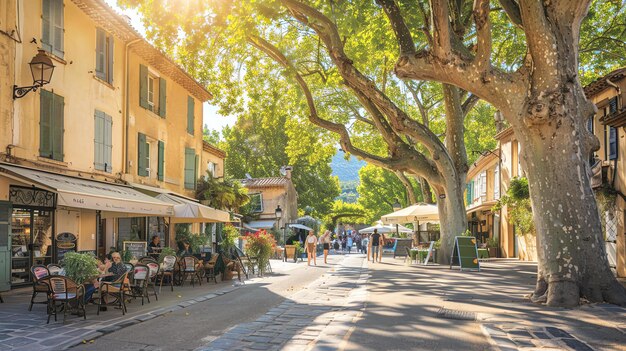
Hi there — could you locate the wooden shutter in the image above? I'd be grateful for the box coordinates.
[184,148,194,189]
[104,114,113,171]
[51,93,64,161]
[94,110,105,170]
[157,140,164,181]
[609,97,618,114]
[42,0,52,52]
[586,117,593,134]
[107,33,114,84]
[51,0,64,58]
[0,201,12,291]
[609,126,618,160]
[187,96,194,134]
[40,90,53,158]
[95,29,105,79]
[194,154,199,189]
[158,78,167,118]
[138,133,148,176]
[139,64,148,108]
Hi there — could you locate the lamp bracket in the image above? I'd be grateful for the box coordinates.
[13,84,40,99]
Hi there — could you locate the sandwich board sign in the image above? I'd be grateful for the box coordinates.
[423,241,435,265]
[449,236,480,271]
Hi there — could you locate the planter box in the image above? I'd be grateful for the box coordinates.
[284,245,296,261]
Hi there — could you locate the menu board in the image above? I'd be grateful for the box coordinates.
[56,232,77,261]
[449,236,480,271]
[123,241,147,260]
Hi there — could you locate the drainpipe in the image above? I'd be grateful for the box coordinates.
[123,39,142,175]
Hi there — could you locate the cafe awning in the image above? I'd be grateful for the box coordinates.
[0,164,174,216]
[288,223,313,231]
[154,193,230,223]
[246,220,277,229]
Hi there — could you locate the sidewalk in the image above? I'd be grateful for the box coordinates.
[0,259,295,350]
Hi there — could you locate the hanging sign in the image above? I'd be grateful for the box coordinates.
[56,232,77,261]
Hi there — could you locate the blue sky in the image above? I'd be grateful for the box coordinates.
[104,0,237,134]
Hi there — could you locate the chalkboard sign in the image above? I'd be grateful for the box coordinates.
[123,241,147,260]
[450,236,480,271]
[423,241,435,265]
[56,232,77,261]
[393,239,413,258]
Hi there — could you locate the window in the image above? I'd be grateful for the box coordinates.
[465,181,473,205]
[184,148,198,189]
[95,28,114,84]
[207,161,216,177]
[139,64,166,117]
[479,171,487,199]
[586,117,594,134]
[187,96,195,135]
[94,110,112,172]
[42,0,64,58]
[40,90,64,161]
[249,193,263,213]
[609,97,618,114]
[607,125,618,160]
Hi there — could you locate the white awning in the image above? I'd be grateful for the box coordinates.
[0,164,174,216]
[288,223,313,231]
[246,220,277,229]
[154,193,230,223]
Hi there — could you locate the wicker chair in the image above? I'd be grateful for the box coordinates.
[46,263,63,276]
[29,265,51,311]
[180,256,202,287]
[203,254,219,284]
[47,276,86,324]
[144,261,160,301]
[97,272,129,316]
[128,264,150,305]
[158,255,177,293]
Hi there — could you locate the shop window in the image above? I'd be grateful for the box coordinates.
[42,0,64,58]
[94,110,112,172]
[95,28,114,84]
[40,90,64,161]
[118,217,146,246]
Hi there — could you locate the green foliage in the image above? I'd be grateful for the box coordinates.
[202,124,222,146]
[122,250,132,262]
[461,229,472,237]
[220,225,240,256]
[323,200,369,228]
[196,173,249,212]
[157,247,177,263]
[337,180,359,203]
[486,237,498,248]
[293,241,303,259]
[62,252,100,285]
[357,164,420,223]
[175,224,210,253]
[494,177,534,236]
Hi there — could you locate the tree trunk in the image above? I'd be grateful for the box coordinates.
[514,97,626,307]
[435,182,467,265]
[419,177,434,204]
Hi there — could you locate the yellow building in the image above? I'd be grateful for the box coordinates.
[0,0,227,290]
[584,68,626,277]
[465,150,500,248]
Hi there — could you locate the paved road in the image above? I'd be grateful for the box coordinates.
[69,257,338,351]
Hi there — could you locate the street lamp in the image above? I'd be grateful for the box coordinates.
[275,205,283,241]
[14,50,55,99]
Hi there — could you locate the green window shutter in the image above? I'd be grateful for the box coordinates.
[39,90,52,158]
[184,148,194,189]
[194,154,199,189]
[51,93,64,161]
[104,114,112,172]
[158,78,167,118]
[42,0,52,52]
[94,110,105,170]
[51,0,64,58]
[95,28,105,79]
[138,133,148,176]
[187,96,194,134]
[139,64,148,108]
[157,140,164,181]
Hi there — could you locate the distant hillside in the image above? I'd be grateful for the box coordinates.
[331,151,366,182]
[331,151,366,203]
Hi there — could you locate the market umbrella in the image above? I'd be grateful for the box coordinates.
[358,221,413,234]
[381,203,439,225]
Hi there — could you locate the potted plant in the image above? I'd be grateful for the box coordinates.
[220,224,239,258]
[244,230,276,275]
[62,252,100,285]
[158,247,177,263]
[486,237,499,258]
[293,241,304,262]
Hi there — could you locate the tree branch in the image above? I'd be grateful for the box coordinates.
[499,0,523,28]
[461,93,479,117]
[431,0,452,58]
[376,0,416,56]
[395,170,417,204]
[473,0,492,69]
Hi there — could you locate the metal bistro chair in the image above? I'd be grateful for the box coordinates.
[97,271,130,316]
[29,265,51,311]
[47,276,86,324]
[129,264,150,305]
[181,256,202,287]
[203,253,220,283]
[144,261,160,301]
[123,262,134,273]
[158,255,177,293]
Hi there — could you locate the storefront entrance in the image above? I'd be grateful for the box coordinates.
[8,186,56,286]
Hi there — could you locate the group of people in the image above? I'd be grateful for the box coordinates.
[301,228,386,266]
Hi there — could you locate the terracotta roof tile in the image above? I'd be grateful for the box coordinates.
[583,68,626,98]
[240,177,288,188]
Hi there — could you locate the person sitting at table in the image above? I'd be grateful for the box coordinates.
[178,241,193,256]
[148,235,162,258]
[99,252,127,282]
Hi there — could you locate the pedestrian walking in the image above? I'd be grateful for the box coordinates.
[361,234,368,254]
[347,234,353,254]
[370,229,383,262]
[320,230,332,264]
[355,234,362,253]
[306,230,318,266]
[341,235,347,252]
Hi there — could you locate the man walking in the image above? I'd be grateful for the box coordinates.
[370,229,383,263]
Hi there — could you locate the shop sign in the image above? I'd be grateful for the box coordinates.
[56,232,77,261]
